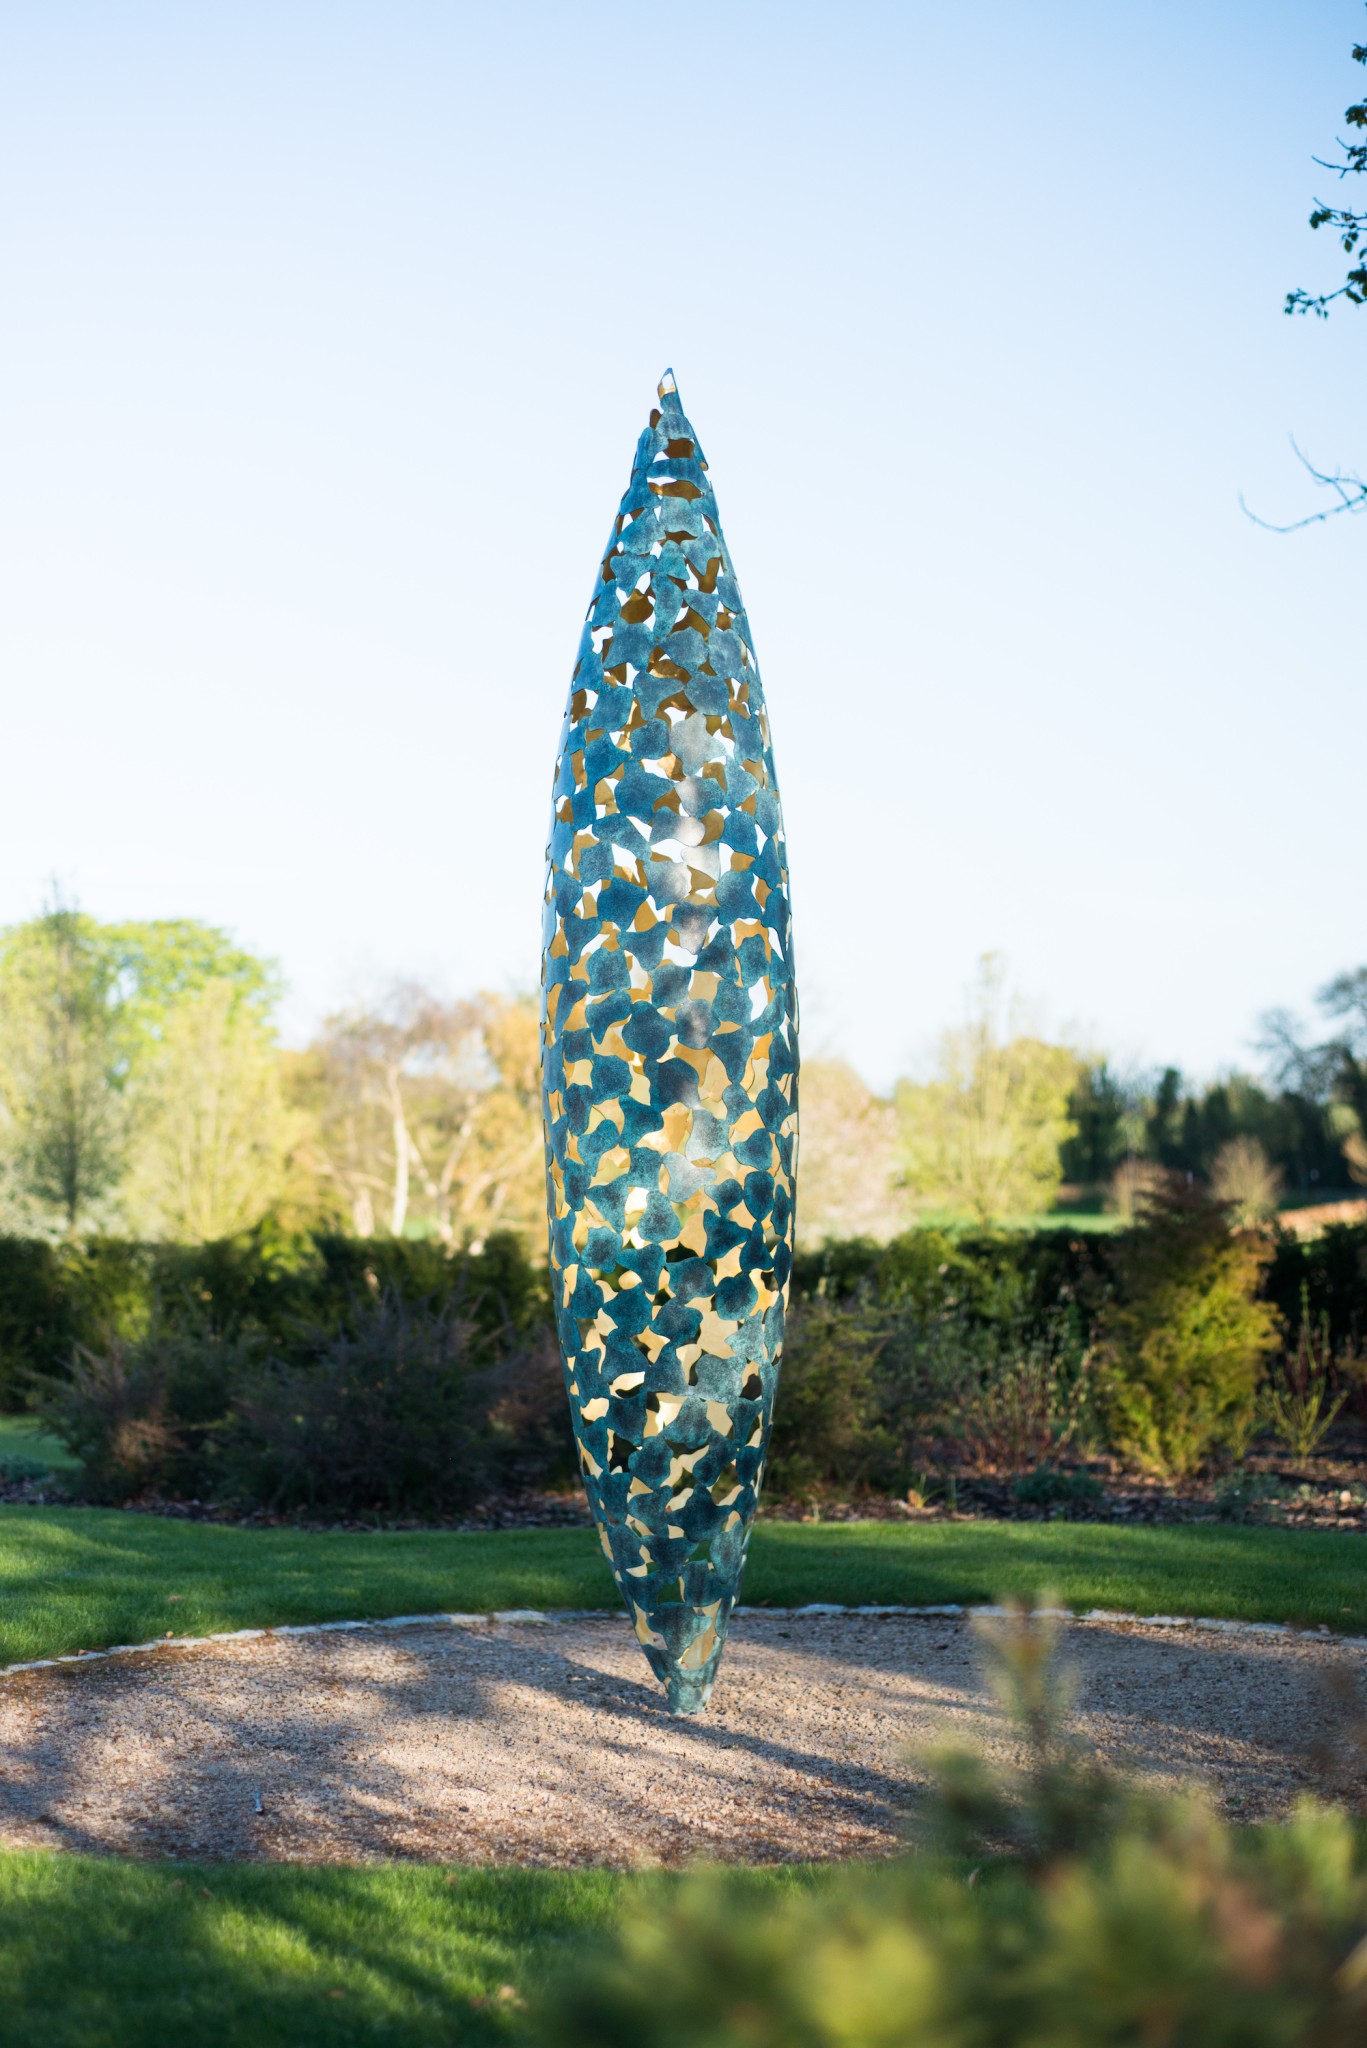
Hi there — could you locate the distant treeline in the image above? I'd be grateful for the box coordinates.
[1,908,1363,1249]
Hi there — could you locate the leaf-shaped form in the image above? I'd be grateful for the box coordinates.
[540,370,799,1713]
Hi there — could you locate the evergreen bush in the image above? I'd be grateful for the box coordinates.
[1100,1181,1280,1475]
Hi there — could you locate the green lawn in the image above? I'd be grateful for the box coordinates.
[0,1856,817,2048]
[0,1510,1362,1668]
[0,1415,79,1471]
[0,1514,1362,2045]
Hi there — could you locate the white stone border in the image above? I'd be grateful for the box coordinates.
[2,1601,1363,1683]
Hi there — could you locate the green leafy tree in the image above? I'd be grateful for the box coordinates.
[0,906,280,1237]
[896,958,1079,1223]
[123,979,300,1243]
[0,903,126,1234]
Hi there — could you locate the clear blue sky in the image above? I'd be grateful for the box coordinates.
[1,1,1361,1090]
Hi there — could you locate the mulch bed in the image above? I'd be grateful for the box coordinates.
[3,1456,1364,1533]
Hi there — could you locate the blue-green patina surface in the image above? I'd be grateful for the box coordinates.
[540,370,798,1713]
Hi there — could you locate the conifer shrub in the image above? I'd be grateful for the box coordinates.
[1100,1179,1280,1475]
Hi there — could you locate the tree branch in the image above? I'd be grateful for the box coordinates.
[1240,439,1367,532]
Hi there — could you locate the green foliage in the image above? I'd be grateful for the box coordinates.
[896,958,1080,1223]
[1102,1181,1280,1475]
[0,908,281,1238]
[1287,9,1367,318]
[791,1224,1111,1335]
[0,905,127,1233]
[0,1227,553,1408]
[1011,1465,1103,1508]
[225,1296,567,1514]
[775,1228,1101,1495]
[33,1286,573,1514]
[1265,1220,1367,1358]
[1058,1061,1139,1185]
[880,1307,1093,1484]
[6,1219,1366,1497]
[766,1297,889,1496]
[769,1292,1094,1497]
[532,1611,1367,2048]
[122,979,299,1241]
[1260,1301,1349,1461]
[31,1325,257,1502]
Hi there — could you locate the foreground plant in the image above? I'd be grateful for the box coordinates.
[532,1605,1367,2048]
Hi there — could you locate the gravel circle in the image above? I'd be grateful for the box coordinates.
[0,1612,1361,1865]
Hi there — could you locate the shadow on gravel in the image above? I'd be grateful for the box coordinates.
[0,1614,1361,1863]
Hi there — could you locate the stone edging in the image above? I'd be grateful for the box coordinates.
[2,1602,1363,1684]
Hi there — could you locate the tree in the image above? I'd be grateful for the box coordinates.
[1260,968,1367,1189]
[123,979,299,1242]
[1251,10,1367,532]
[1287,8,1367,319]
[0,905,282,1237]
[297,987,545,1246]
[0,902,126,1234]
[1210,1135,1284,1226]
[794,1058,908,1247]
[896,958,1080,1224]
[1058,1061,1140,1188]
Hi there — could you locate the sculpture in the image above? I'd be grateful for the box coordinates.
[540,370,798,1714]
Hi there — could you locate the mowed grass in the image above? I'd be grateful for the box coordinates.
[0,1509,1362,1666]
[0,1856,821,2048]
[0,1415,79,1470]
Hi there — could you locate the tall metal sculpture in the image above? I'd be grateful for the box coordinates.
[540,370,798,1715]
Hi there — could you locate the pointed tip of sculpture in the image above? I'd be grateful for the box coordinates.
[665,1671,714,1716]
[657,366,679,405]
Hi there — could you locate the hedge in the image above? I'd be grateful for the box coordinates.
[1,1219,1363,1411]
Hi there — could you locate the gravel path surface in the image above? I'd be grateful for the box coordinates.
[0,1612,1360,1865]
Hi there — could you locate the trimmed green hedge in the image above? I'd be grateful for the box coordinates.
[795,1218,1367,1351]
[3,1220,1364,1411]
[0,1230,550,1407]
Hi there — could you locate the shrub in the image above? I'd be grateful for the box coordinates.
[878,1305,1094,1481]
[1101,1179,1280,1475]
[531,1609,1367,2048]
[1264,1218,1367,1357]
[767,1294,1096,1500]
[33,1289,574,1514]
[1261,1299,1349,1460]
[1212,1135,1284,1227]
[31,1324,257,1501]
[224,1295,506,1514]
[766,1297,889,1497]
